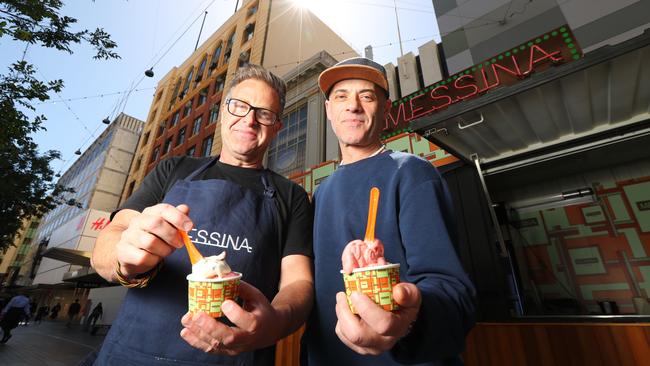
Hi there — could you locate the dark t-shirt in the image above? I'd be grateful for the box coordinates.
[119,156,313,258]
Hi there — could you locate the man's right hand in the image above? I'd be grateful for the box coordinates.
[115,203,193,277]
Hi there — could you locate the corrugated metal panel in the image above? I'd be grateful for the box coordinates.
[413,30,650,170]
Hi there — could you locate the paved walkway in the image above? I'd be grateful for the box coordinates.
[0,319,106,366]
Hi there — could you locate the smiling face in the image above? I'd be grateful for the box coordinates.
[325,79,391,159]
[219,78,282,168]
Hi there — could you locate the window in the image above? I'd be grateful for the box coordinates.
[201,136,213,157]
[171,111,180,127]
[198,87,208,106]
[208,43,222,76]
[150,146,160,164]
[126,180,136,198]
[209,103,220,124]
[183,100,192,118]
[192,116,203,135]
[157,122,165,137]
[163,137,173,155]
[195,55,207,87]
[238,50,250,67]
[247,2,258,17]
[176,127,186,146]
[168,77,182,110]
[267,104,308,176]
[186,145,196,156]
[243,23,255,43]
[141,132,150,146]
[215,73,225,93]
[181,66,194,98]
[133,156,142,172]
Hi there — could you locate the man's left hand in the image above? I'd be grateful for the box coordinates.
[180,281,280,355]
[334,282,421,355]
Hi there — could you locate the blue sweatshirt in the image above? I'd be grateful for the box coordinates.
[305,151,476,366]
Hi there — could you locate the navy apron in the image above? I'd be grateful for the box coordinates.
[95,157,281,366]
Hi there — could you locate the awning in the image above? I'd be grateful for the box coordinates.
[41,247,92,267]
[411,28,650,175]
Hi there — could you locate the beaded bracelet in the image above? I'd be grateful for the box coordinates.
[115,260,163,288]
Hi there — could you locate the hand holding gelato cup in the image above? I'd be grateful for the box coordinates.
[187,251,241,318]
[340,239,400,313]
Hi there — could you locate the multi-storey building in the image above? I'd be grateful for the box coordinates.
[26,113,143,306]
[434,0,650,74]
[0,217,39,288]
[122,0,356,203]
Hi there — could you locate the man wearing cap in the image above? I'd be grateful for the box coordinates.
[303,57,476,365]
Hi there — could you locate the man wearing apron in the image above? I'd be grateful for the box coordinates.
[91,64,313,365]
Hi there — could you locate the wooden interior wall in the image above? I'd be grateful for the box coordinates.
[275,325,304,366]
[464,322,650,366]
[274,322,650,365]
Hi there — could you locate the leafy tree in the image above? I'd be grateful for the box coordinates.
[0,0,119,252]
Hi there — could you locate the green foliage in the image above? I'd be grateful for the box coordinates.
[0,0,120,251]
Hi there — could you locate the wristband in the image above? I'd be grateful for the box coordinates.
[115,260,163,288]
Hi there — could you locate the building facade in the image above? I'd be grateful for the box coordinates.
[434,0,650,74]
[122,0,357,203]
[24,113,143,309]
[0,217,39,289]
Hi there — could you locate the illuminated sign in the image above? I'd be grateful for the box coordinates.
[383,25,583,137]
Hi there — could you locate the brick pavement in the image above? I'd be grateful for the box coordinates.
[0,319,106,366]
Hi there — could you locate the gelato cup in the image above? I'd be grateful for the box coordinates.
[340,263,400,313]
[187,272,242,317]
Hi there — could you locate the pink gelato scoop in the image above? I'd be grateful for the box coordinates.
[341,239,387,274]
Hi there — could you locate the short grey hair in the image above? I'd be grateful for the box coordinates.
[226,64,287,115]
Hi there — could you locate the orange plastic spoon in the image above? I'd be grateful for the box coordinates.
[180,230,204,265]
[364,187,380,242]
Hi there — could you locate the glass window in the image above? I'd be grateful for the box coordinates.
[247,2,258,17]
[238,50,250,68]
[209,103,220,124]
[157,123,164,137]
[181,66,194,98]
[208,43,222,76]
[192,116,203,135]
[186,145,196,156]
[171,111,180,127]
[215,74,225,93]
[267,104,308,176]
[163,137,172,155]
[243,23,255,43]
[150,146,160,164]
[176,127,186,146]
[133,156,142,172]
[183,100,192,118]
[168,77,182,110]
[198,88,208,106]
[141,132,150,146]
[195,55,207,87]
[201,136,213,157]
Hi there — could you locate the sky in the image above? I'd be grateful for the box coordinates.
[1,0,440,175]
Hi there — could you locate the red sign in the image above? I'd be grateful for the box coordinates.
[383,25,583,136]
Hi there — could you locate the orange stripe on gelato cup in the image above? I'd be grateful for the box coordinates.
[187,272,242,318]
[340,263,400,314]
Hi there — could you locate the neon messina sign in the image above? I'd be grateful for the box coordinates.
[384,26,583,133]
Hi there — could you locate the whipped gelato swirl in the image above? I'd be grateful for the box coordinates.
[192,251,235,279]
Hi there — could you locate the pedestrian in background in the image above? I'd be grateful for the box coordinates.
[66,299,81,327]
[1,293,31,344]
[50,302,61,319]
[34,305,49,324]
